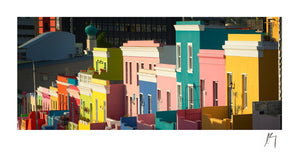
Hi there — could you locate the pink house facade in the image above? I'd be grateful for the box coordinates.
[67,85,80,124]
[120,40,161,117]
[198,49,226,107]
[155,63,177,111]
[38,86,50,111]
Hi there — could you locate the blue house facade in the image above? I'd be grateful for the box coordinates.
[138,69,157,114]
[174,21,257,110]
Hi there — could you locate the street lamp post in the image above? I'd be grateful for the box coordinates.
[32,60,38,130]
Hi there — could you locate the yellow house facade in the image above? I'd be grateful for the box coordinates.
[49,86,58,111]
[223,34,278,115]
[90,78,110,123]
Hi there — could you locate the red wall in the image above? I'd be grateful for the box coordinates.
[107,84,125,120]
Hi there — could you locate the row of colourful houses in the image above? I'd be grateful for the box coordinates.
[18,19,281,130]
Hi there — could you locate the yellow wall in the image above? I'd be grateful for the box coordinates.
[202,106,230,130]
[228,34,262,41]
[266,17,280,41]
[202,106,229,119]
[79,121,90,130]
[202,114,230,130]
[92,90,107,123]
[50,86,58,111]
[226,56,259,115]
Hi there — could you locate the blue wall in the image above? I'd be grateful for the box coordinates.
[120,117,137,130]
[139,80,157,114]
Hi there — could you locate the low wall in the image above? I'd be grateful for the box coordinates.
[78,120,90,130]
[202,114,230,130]
[138,114,155,125]
[90,122,106,130]
[177,116,200,130]
[155,111,177,130]
[120,117,137,130]
[202,106,229,119]
[232,114,252,130]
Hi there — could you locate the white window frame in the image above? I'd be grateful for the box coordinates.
[157,89,161,111]
[187,84,194,109]
[125,61,128,84]
[176,42,181,72]
[242,73,247,109]
[201,79,205,108]
[167,90,171,111]
[136,62,139,86]
[177,82,182,110]
[213,81,218,106]
[187,43,193,73]
[148,94,152,114]
[141,62,144,69]
[139,93,144,114]
[129,61,132,84]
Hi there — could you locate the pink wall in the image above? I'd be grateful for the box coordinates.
[137,113,155,130]
[41,88,50,111]
[177,109,201,130]
[122,40,161,47]
[198,49,226,107]
[156,64,177,111]
[123,56,159,116]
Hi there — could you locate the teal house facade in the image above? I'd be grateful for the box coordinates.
[174,21,257,110]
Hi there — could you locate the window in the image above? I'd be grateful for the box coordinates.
[41,73,48,81]
[141,63,144,69]
[200,80,205,107]
[153,64,156,70]
[136,24,140,32]
[177,83,182,110]
[176,43,181,70]
[139,94,144,114]
[148,95,152,113]
[157,89,161,111]
[83,101,85,117]
[147,24,151,32]
[125,62,128,83]
[242,74,247,109]
[129,62,132,84]
[188,43,193,73]
[141,24,146,32]
[149,64,152,70]
[167,91,171,111]
[188,84,194,109]
[130,97,133,116]
[104,61,107,71]
[90,103,93,122]
[137,63,139,86]
[213,81,218,106]
[96,98,98,123]
[157,25,161,32]
[162,25,166,32]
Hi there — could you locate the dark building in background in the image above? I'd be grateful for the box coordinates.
[18,17,36,46]
[58,17,227,49]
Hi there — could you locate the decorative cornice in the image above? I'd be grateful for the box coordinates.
[138,70,157,83]
[223,41,264,58]
[90,83,110,94]
[93,51,110,58]
[155,67,176,78]
[120,46,161,57]
[174,24,205,31]
[56,80,70,87]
